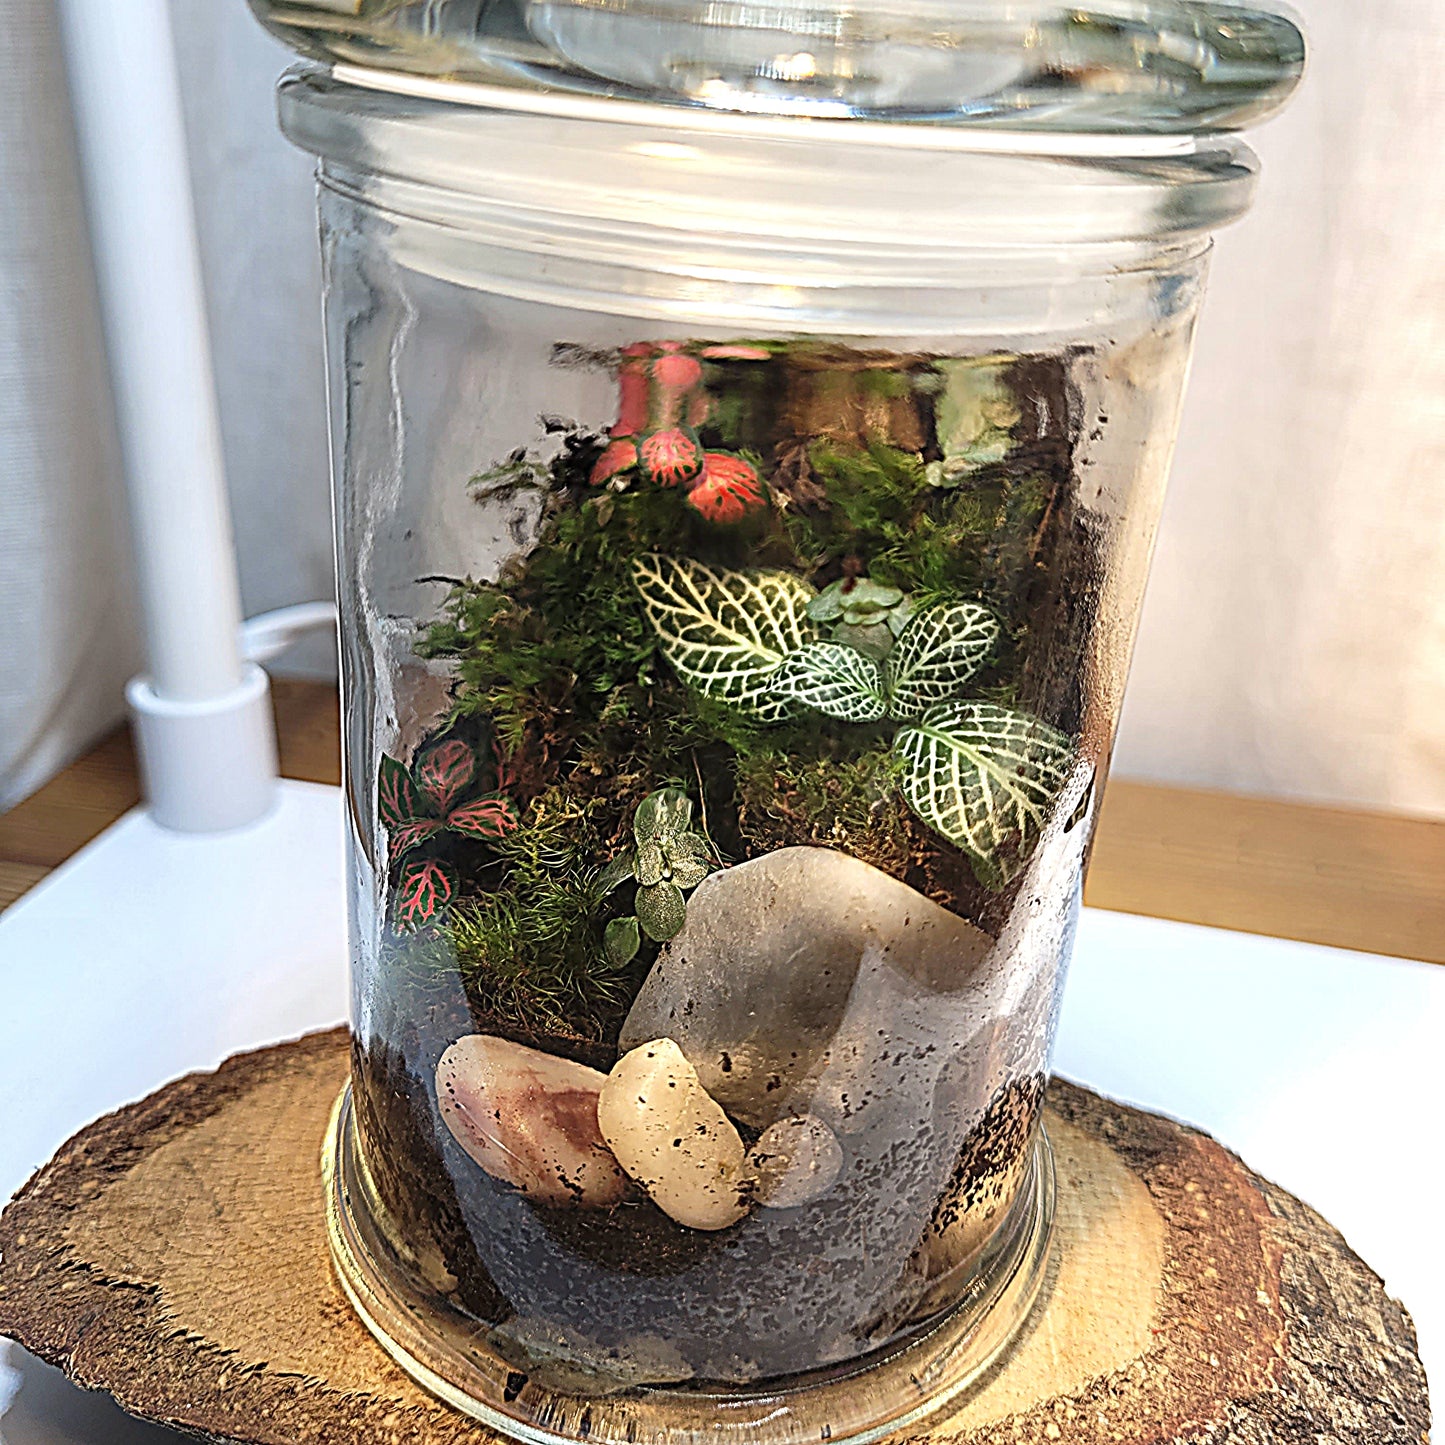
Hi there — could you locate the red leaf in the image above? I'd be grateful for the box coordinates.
[447,795,519,842]
[612,361,649,438]
[650,352,702,393]
[491,738,520,791]
[698,344,771,361]
[394,858,458,931]
[640,428,703,488]
[416,739,476,814]
[388,817,443,865]
[685,453,768,524]
[590,438,639,487]
[378,754,421,828]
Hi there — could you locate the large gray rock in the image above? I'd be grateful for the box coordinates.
[620,847,995,1132]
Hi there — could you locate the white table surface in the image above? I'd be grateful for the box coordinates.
[0,781,1438,1440]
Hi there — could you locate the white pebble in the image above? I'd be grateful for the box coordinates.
[436,1035,626,1208]
[597,1038,751,1231]
[749,1114,843,1208]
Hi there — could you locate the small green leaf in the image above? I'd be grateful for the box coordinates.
[635,839,666,886]
[604,916,641,966]
[885,597,915,638]
[838,579,903,624]
[886,602,1001,719]
[807,577,904,627]
[634,787,693,843]
[893,701,1074,888]
[595,852,636,897]
[665,849,712,890]
[833,620,895,662]
[768,642,888,722]
[636,881,688,942]
[805,582,847,623]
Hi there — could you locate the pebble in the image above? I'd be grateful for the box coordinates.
[749,1114,843,1209]
[597,1039,751,1231]
[436,1035,626,1208]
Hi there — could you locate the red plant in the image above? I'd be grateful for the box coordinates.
[595,341,769,518]
[378,740,519,929]
[685,453,768,524]
[651,351,703,395]
[641,428,704,487]
[590,437,639,486]
[613,360,650,438]
[698,344,771,361]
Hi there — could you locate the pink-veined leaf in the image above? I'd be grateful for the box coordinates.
[378,754,421,828]
[415,739,476,814]
[394,858,458,931]
[388,817,444,865]
[447,794,519,842]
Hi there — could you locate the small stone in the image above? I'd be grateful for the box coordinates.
[597,1039,750,1231]
[436,1035,626,1208]
[749,1115,843,1209]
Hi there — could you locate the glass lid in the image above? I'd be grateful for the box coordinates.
[249,0,1303,134]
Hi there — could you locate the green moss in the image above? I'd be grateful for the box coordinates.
[734,743,914,875]
[386,785,642,1046]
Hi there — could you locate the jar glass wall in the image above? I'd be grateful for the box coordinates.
[280,69,1260,1445]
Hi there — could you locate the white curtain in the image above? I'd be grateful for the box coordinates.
[3,0,1441,818]
[0,3,139,809]
[1115,0,1445,816]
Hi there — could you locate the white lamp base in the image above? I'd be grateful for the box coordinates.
[126,662,278,832]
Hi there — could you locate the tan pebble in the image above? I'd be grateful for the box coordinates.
[436,1035,625,1207]
[749,1114,842,1208]
[598,1038,750,1230]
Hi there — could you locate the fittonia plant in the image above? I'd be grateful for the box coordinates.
[595,787,718,964]
[377,739,521,929]
[632,554,1074,887]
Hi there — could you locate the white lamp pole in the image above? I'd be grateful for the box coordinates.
[56,0,278,832]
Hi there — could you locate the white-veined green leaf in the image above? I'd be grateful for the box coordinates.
[768,642,888,722]
[893,701,1074,886]
[885,602,1001,718]
[632,554,817,720]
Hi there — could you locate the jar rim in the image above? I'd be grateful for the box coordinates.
[329,64,1222,161]
[280,66,1261,263]
[251,0,1304,137]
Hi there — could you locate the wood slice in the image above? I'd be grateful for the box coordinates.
[0,1030,1428,1445]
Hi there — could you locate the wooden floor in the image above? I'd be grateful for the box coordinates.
[3,680,1442,965]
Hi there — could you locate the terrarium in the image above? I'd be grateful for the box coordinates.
[252,2,1303,1441]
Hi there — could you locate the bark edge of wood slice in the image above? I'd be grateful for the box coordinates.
[0,1028,1429,1445]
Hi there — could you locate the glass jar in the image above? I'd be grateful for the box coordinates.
[257,5,1301,1441]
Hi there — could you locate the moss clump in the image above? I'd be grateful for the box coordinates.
[734,745,915,878]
